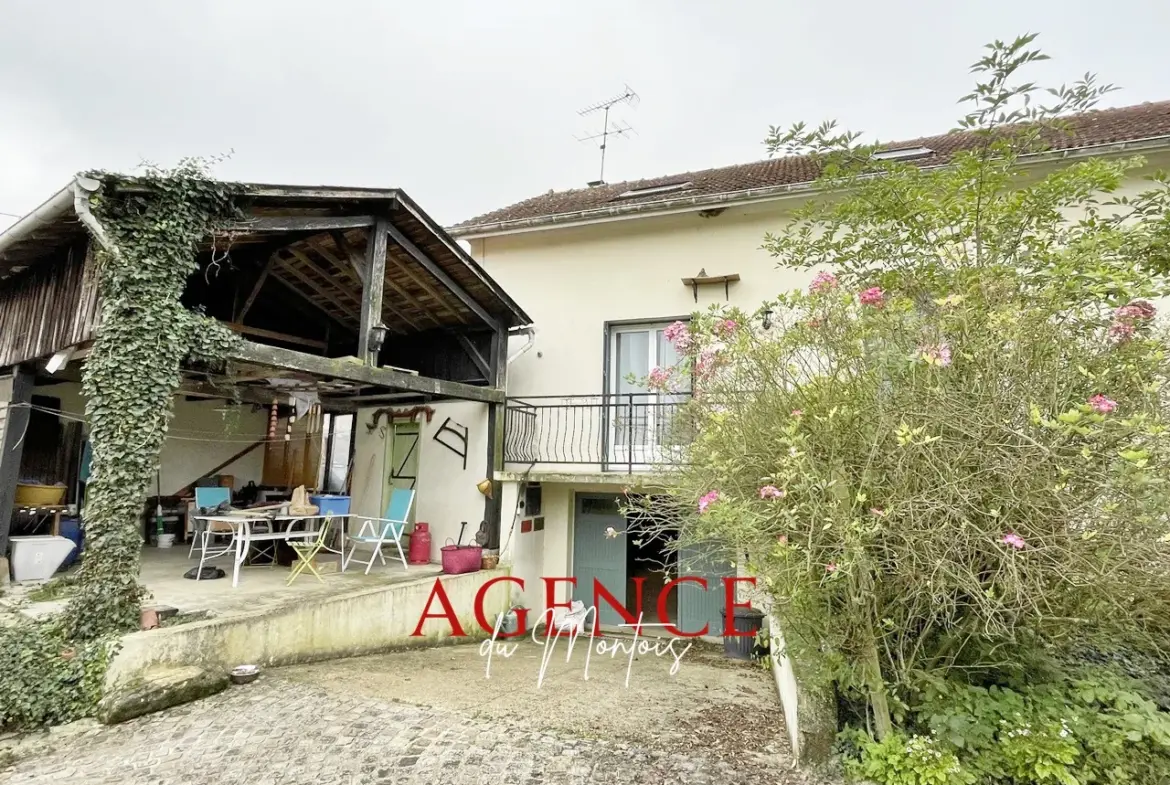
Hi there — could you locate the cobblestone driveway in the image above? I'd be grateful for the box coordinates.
[3,645,831,785]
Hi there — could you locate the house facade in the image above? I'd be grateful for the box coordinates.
[449,100,1170,630]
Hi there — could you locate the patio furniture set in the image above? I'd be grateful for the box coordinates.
[189,487,415,588]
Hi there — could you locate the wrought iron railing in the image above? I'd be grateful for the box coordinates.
[504,393,692,473]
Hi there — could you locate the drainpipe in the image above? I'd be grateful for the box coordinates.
[71,176,115,253]
[507,326,536,365]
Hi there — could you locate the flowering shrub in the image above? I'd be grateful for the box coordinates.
[634,35,1170,766]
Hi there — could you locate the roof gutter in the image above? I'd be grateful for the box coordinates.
[0,184,74,260]
[451,134,1170,240]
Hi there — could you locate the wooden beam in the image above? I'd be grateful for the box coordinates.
[329,231,365,284]
[267,274,354,334]
[455,333,490,379]
[484,327,508,549]
[385,223,499,329]
[358,219,388,362]
[276,249,360,316]
[232,215,376,233]
[175,439,267,496]
[315,236,425,332]
[238,258,273,322]
[229,341,504,404]
[224,323,328,351]
[0,365,35,554]
[178,381,277,407]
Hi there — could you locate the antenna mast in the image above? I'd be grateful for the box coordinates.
[576,85,639,184]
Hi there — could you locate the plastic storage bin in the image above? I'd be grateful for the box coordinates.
[310,495,351,517]
[58,517,84,568]
[9,535,76,582]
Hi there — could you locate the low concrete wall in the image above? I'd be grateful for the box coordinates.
[106,568,511,689]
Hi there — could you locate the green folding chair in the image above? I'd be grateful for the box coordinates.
[287,517,334,585]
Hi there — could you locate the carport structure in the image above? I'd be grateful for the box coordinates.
[0,179,532,553]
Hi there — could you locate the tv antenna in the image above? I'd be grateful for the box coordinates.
[576,85,639,185]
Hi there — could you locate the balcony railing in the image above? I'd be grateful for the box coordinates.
[504,393,692,473]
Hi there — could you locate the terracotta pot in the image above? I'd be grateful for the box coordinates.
[140,608,159,630]
[481,554,500,570]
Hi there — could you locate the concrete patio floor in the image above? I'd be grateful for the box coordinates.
[139,544,443,618]
[9,543,442,621]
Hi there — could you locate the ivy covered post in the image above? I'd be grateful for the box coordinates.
[63,162,241,639]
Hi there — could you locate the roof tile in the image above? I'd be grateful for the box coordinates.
[453,100,1170,232]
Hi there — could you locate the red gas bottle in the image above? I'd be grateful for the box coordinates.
[407,522,432,565]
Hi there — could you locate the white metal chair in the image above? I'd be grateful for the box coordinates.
[188,487,232,558]
[343,489,413,574]
[188,486,275,565]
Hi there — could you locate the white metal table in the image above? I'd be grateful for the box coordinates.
[193,514,333,588]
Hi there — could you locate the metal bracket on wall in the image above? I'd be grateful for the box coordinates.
[432,417,469,470]
[366,405,435,433]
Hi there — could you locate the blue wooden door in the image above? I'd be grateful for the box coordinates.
[572,493,628,627]
[676,541,733,637]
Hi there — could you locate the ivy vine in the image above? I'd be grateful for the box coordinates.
[62,159,243,640]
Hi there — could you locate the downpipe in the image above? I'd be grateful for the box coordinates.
[507,326,536,365]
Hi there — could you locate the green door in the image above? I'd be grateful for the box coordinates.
[572,493,628,628]
[383,422,419,522]
[676,541,733,637]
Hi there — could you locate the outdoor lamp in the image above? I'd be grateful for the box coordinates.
[476,479,494,498]
[368,323,389,355]
[761,308,774,331]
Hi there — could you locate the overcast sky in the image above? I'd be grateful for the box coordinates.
[2,1,1168,229]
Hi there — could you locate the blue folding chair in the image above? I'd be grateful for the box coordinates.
[344,488,414,574]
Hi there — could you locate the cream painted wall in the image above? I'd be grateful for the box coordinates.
[476,203,815,400]
[30,380,267,493]
[349,401,490,563]
[469,152,1170,625]
[474,153,1170,402]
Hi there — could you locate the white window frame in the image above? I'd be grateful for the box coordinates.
[605,320,690,469]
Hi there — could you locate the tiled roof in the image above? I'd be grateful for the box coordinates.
[452,100,1170,235]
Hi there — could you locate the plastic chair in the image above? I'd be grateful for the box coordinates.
[189,486,275,565]
[287,517,335,585]
[344,489,413,574]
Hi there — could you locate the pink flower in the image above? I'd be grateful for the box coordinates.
[919,343,952,367]
[1108,321,1136,342]
[776,534,788,545]
[825,562,838,573]
[714,318,738,338]
[869,507,886,517]
[806,318,823,329]
[694,347,720,379]
[859,286,885,308]
[1117,300,1156,321]
[809,271,838,294]
[1088,394,1117,414]
[791,409,804,418]
[698,490,721,514]
[759,485,785,500]
[647,366,672,391]
[1001,533,1026,550]
[663,320,692,352]
[1109,300,1155,344]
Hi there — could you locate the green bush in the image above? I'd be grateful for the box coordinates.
[845,665,1170,784]
[0,619,113,730]
[636,34,1170,750]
